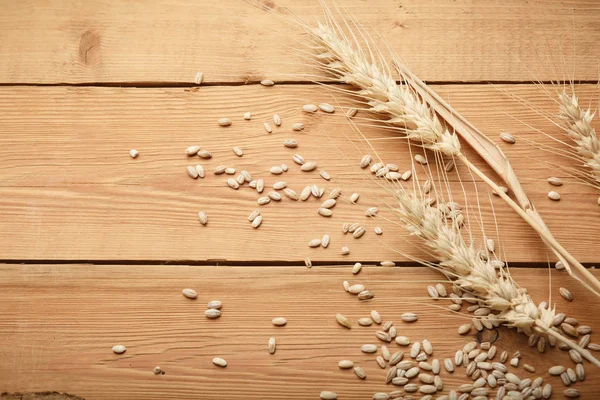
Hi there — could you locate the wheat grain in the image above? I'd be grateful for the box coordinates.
[112,345,126,354]
[218,118,231,127]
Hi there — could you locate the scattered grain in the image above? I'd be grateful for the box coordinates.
[218,118,231,127]
[112,345,126,354]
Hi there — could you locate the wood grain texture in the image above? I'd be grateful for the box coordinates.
[0,264,599,399]
[0,84,598,263]
[0,0,599,84]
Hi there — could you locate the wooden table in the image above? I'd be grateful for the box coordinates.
[0,1,599,399]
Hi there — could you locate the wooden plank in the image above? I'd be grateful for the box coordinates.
[0,0,599,84]
[0,263,598,399]
[0,84,598,263]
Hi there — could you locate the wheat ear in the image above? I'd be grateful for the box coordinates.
[301,14,600,297]
[391,189,600,367]
[558,90,600,191]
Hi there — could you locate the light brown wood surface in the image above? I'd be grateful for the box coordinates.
[0,84,598,263]
[0,0,599,84]
[0,264,599,399]
[2,1,600,399]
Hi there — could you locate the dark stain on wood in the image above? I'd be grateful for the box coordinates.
[1,391,85,400]
[78,30,101,65]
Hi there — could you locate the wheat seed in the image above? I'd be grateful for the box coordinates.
[319,170,331,180]
[548,190,561,201]
[198,211,208,225]
[564,388,580,398]
[443,358,454,372]
[318,208,332,217]
[376,331,392,342]
[195,165,205,178]
[258,197,270,205]
[423,339,433,355]
[264,122,273,133]
[283,188,299,200]
[427,285,438,299]
[227,178,239,189]
[292,154,305,165]
[402,312,418,322]
[218,118,231,127]
[361,344,377,353]
[576,363,585,381]
[268,337,276,354]
[273,114,281,126]
[230,146,243,157]
[244,111,252,120]
[548,177,563,186]
[308,239,321,248]
[186,145,201,156]
[284,139,298,148]
[499,132,515,144]
[373,394,389,400]
[329,188,341,199]
[205,309,221,319]
[358,317,373,326]
[380,261,395,267]
[207,300,222,310]
[319,103,334,113]
[292,123,304,131]
[390,351,403,366]
[212,357,227,367]
[303,104,318,113]
[348,284,365,294]
[187,165,199,179]
[559,287,573,301]
[360,154,372,168]
[370,310,382,324]
[269,166,283,175]
[268,191,281,202]
[320,392,337,400]
[376,356,386,368]
[345,108,358,118]
[224,167,235,175]
[320,198,336,209]
[414,154,428,165]
[182,288,198,299]
[236,174,245,185]
[248,209,261,222]
[251,215,263,228]
[281,163,289,171]
[112,345,126,354]
[272,317,287,326]
[358,290,374,300]
[366,207,378,217]
[197,149,212,159]
[301,161,317,171]
[193,71,204,85]
[338,360,354,369]
[353,227,365,238]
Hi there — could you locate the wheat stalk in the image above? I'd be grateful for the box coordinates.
[558,90,600,192]
[299,10,600,297]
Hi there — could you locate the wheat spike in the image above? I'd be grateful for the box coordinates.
[392,189,600,367]
[558,90,600,189]
[300,10,600,297]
